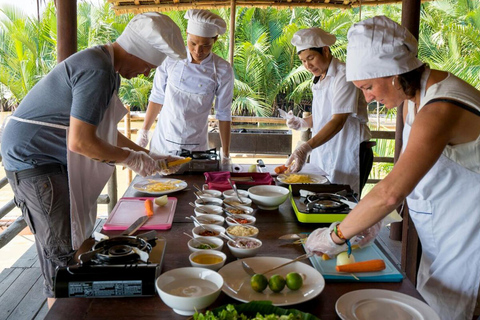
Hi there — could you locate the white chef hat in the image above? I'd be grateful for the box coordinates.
[291,27,336,53]
[346,15,424,81]
[185,9,226,37]
[116,12,186,66]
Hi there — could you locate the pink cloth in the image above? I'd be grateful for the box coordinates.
[204,171,274,191]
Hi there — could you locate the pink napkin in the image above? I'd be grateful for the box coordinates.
[204,171,274,191]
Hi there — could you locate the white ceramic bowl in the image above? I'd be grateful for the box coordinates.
[224,196,252,207]
[247,185,290,210]
[155,267,224,316]
[194,205,223,217]
[225,214,256,227]
[224,205,254,216]
[226,225,259,239]
[187,236,224,253]
[193,214,225,226]
[199,189,222,198]
[194,197,223,207]
[227,237,262,259]
[189,249,227,271]
[192,225,226,239]
[223,189,249,198]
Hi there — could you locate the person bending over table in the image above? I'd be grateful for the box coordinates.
[0,13,186,308]
[305,16,480,320]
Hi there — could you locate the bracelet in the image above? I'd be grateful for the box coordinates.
[334,224,352,256]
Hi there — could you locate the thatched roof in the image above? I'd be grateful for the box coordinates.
[107,0,403,15]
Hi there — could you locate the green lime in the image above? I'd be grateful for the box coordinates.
[268,274,286,293]
[250,274,268,292]
[286,272,303,291]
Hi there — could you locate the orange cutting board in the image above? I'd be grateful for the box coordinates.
[103,197,176,231]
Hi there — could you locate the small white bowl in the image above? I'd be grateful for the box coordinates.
[199,189,222,198]
[223,189,249,198]
[194,205,223,217]
[155,267,223,316]
[194,197,223,207]
[192,225,226,239]
[227,237,262,259]
[187,236,224,253]
[224,196,252,207]
[224,205,254,216]
[226,225,259,239]
[248,185,290,210]
[225,214,256,227]
[189,249,227,271]
[193,214,225,226]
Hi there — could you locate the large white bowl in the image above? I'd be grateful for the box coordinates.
[189,249,227,271]
[247,185,290,210]
[227,237,262,259]
[155,267,224,316]
[192,225,226,239]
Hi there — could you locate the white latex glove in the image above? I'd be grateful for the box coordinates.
[285,142,312,172]
[286,111,309,131]
[119,148,158,177]
[149,152,185,175]
[305,222,348,258]
[136,129,150,148]
[351,220,384,248]
[220,154,231,172]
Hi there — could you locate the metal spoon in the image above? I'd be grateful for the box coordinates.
[218,232,243,248]
[183,232,214,249]
[241,252,313,276]
[227,177,245,204]
[225,216,255,229]
[188,202,210,214]
[193,183,204,194]
[193,191,206,204]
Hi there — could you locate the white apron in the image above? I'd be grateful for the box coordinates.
[310,81,362,195]
[403,71,480,319]
[7,46,127,249]
[151,60,217,154]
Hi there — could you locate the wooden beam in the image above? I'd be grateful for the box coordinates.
[56,0,77,63]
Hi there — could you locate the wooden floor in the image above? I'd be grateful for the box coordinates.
[0,222,402,320]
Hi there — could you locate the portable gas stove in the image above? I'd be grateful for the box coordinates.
[303,193,351,214]
[175,148,219,173]
[54,233,166,298]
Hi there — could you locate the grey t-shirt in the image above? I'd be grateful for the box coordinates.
[1,46,120,171]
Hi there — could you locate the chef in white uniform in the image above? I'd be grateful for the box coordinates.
[1,13,186,308]
[305,16,480,320]
[286,28,372,196]
[137,9,234,170]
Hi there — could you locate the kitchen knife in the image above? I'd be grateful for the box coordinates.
[121,215,149,236]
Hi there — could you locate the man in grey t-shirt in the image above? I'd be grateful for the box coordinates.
[1,13,186,307]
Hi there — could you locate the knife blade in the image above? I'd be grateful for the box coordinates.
[121,215,149,236]
[278,233,309,240]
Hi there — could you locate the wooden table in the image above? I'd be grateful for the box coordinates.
[45,174,423,320]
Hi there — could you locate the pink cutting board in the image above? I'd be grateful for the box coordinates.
[103,197,177,231]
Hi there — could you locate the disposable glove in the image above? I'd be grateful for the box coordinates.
[149,152,185,175]
[305,222,348,258]
[285,111,309,131]
[351,220,383,248]
[285,142,312,172]
[136,129,150,148]
[119,148,158,177]
[220,154,232,172]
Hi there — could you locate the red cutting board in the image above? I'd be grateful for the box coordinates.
[103,197,176,231]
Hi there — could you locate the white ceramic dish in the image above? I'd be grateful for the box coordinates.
[227,237,262,258]
[224,196,252,207]
[276,173,328,185]
[155,267,223,316]
[188,236,224,253]
[223,189,249,198]
[194,197,223,207]
[335,289,440,320]
[194,205,224,217]
[193,214,225,226]
[248,185,290,210]
[189,249,227,271]
[224,205,254,216]
[226,225,259,239]
[133,178,187,195]
[225,214,256,227]
[192,225,226,239]
[218,256,325,306]
[199,189,222,198]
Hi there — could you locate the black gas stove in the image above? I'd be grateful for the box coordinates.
[303,193,351,214]
[175,148,220,173]
[54,233,166,298]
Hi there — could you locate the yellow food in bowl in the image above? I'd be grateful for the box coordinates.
[191,254,223,265]
[282,174,313,184]
[145,179,181,192]
[227,225,258,237]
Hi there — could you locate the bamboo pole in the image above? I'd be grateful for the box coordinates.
[228,0,236,65]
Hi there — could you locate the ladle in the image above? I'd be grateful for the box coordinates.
[183,232,214,249]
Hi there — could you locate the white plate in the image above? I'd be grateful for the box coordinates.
[218,256,325,306]
[133,178,187,195]
[335,289,440,320]
[277,173,328,185]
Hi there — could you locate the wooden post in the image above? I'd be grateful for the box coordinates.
[55,0,77,63]
[228,0,236,65]
[124,106,133,185]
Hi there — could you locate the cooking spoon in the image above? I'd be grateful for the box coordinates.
[226,216,255,229]
[183,232,215,249]
[227,177,245,204]
[193,191,206,204]
[188,202,210,214]
[218,232,243,248]
[193,183,204,194]
[241,252,313,276]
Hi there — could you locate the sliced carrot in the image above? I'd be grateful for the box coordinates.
[145,199,154,217]
[335,259,386,273]
[274,164,288,174]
